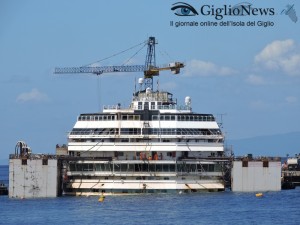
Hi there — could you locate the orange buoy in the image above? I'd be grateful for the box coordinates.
[255,193,263,197]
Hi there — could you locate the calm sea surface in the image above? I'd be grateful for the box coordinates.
[1,165,299,225]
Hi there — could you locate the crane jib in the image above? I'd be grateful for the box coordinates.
[54,65,147,74]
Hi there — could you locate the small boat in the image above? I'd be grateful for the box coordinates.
[0,182,8,195]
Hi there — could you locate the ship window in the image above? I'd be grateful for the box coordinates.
[177,163,183,172]
[163,164,169,172]
[142,164,148,172]
[82,164,89,171]
[114,164,120,172]
[144,102,149,110]
[214,164,221,172]
[104,164,112,171]
[76,164,83,171]
[165,115,170,121]
[151,102,155,109]
[152,115,158,120]
[128,164,134,172]
[170,164,175,172]
[100,164,105,171]
[128,115,133,120]
[120,164,127,172]
[201,164,208,171]
[117,152,124,156]
[156,164,162,172]
[208,164,214,172]
[69,163,76,171]
[149,164,155,172]
[94,164,101,171]
[138,102,142,110]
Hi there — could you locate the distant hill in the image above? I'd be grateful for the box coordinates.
[226,132,300,157]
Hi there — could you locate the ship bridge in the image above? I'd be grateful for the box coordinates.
[131,89,191,113]
[103,89,192,113]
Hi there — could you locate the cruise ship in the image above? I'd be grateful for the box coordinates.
[56,37,230,195]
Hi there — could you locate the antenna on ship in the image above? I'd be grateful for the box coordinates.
[54,37,184,91]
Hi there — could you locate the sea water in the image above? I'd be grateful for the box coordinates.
[1,165,299,225]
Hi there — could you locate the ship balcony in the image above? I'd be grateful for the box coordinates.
[67,171,223,179]
[66,160,225,178]
[67,141,224,152]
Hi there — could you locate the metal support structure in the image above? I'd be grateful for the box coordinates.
[54,65,146,75]
[144,37,158,90]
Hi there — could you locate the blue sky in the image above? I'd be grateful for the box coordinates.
[1,0,299,164]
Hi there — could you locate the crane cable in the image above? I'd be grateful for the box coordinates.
[121,43,147,66]
[82,40,147,67]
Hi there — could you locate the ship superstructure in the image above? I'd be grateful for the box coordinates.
[55,37,229,195]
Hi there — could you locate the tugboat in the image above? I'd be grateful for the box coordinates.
[55,37,231,195]
[0,182,8,195]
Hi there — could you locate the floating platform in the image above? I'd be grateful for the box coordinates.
[231,157,282,192]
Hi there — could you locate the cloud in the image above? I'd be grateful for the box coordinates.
[245,74,265,85]
[255,39,300,76]
[285,96,298,104]
[16,88,49,103]
[184,59,237,76]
